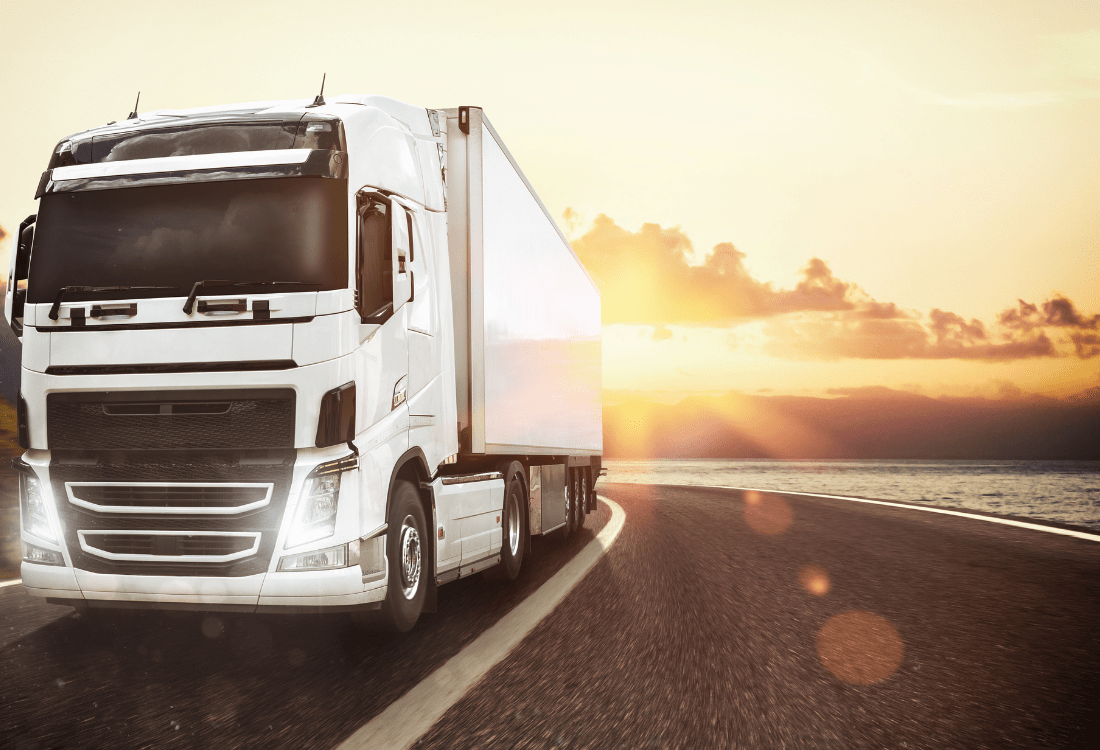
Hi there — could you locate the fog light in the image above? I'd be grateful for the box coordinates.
[278,543,347,572]
[22,541,64,566]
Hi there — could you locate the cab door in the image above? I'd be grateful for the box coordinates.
[355,193,411,433]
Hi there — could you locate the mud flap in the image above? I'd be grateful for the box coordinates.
[423,576,438,614]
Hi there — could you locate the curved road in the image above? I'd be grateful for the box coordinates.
[2,484,1099,749]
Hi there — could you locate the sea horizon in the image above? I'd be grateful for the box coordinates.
[603,458,1100,532]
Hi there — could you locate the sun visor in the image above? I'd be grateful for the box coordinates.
[39,149,348,195]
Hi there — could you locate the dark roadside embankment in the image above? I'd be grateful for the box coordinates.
[0,397,22,580]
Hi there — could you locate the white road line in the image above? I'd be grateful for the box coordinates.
[337,497,626,750]
[0,579,23,589]
[718,486,1100,543]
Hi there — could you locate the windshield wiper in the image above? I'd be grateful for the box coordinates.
[183,280,320,314]
[49,285,177,320]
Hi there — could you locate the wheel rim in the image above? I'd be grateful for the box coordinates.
[507,486,521,557]
[399,515,421,600]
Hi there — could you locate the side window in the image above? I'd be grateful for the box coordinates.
[407,210,414,263]
[357,196,392,321]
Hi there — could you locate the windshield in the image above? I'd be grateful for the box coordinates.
[28,177,348,304]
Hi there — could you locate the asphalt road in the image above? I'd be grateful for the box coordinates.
[3,484,1100,749]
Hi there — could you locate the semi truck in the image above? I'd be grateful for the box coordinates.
[5,95,602,632]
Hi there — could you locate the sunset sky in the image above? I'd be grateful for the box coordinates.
[1,0,1097,402]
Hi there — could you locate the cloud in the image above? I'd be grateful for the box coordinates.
[764,310,1058,361]
[1071,332,1100,359]
[572,214,872,324]
[576,212,1097,362]
[561,207,585,237]
[997,295,1100,360]
[651,325,673,341]
[998,296,1100,332]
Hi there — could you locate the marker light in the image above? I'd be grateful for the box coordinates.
[20,473,57,544]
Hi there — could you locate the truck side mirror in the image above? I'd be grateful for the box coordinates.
[390,201,412,314]
[5,214,36,338]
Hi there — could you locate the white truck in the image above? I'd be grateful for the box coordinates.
[5,95,602,631]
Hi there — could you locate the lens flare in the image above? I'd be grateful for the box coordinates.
[816,610,904,685]
[743,491,792,535]
[799,565,830,596]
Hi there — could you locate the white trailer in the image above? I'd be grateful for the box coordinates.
[6,95,601,631]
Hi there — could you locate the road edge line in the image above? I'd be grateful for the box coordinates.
[0,579,22,589]
[336,496,627,750]
[718,485,1100,542]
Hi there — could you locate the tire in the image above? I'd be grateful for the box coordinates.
[353,480,427,632]
[575,470,587,531]
[561,468,575,539]
[485,467,526,581]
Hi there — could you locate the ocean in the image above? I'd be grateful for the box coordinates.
[603,459,1100,532]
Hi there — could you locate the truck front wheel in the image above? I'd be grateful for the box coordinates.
[354,480,426,632]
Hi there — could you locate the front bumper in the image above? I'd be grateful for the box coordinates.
[24,562,387,613]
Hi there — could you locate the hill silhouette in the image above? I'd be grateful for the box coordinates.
[604,387,1100,460]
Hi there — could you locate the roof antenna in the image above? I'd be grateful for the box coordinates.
[309,74,326,108]
[127,91,141,120]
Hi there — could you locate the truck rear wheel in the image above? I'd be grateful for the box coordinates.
[353,480,426,632]
[575,470,587,531]
[562,468,576,539]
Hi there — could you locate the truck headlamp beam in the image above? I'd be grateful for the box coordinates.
[19,473,57,545]
[284,454,358,550]
[286,474,340,549]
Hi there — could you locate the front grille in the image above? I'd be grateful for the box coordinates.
[81,532,258,559]
[89,534,155,556]
[52,451,295,577]
[47,389,295,450]
[68,483,270,511]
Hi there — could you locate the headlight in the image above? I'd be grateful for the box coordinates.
[20,473,57,544]
[285,472,342,549]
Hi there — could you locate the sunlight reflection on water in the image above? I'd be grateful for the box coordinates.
[604,459,1100,531]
